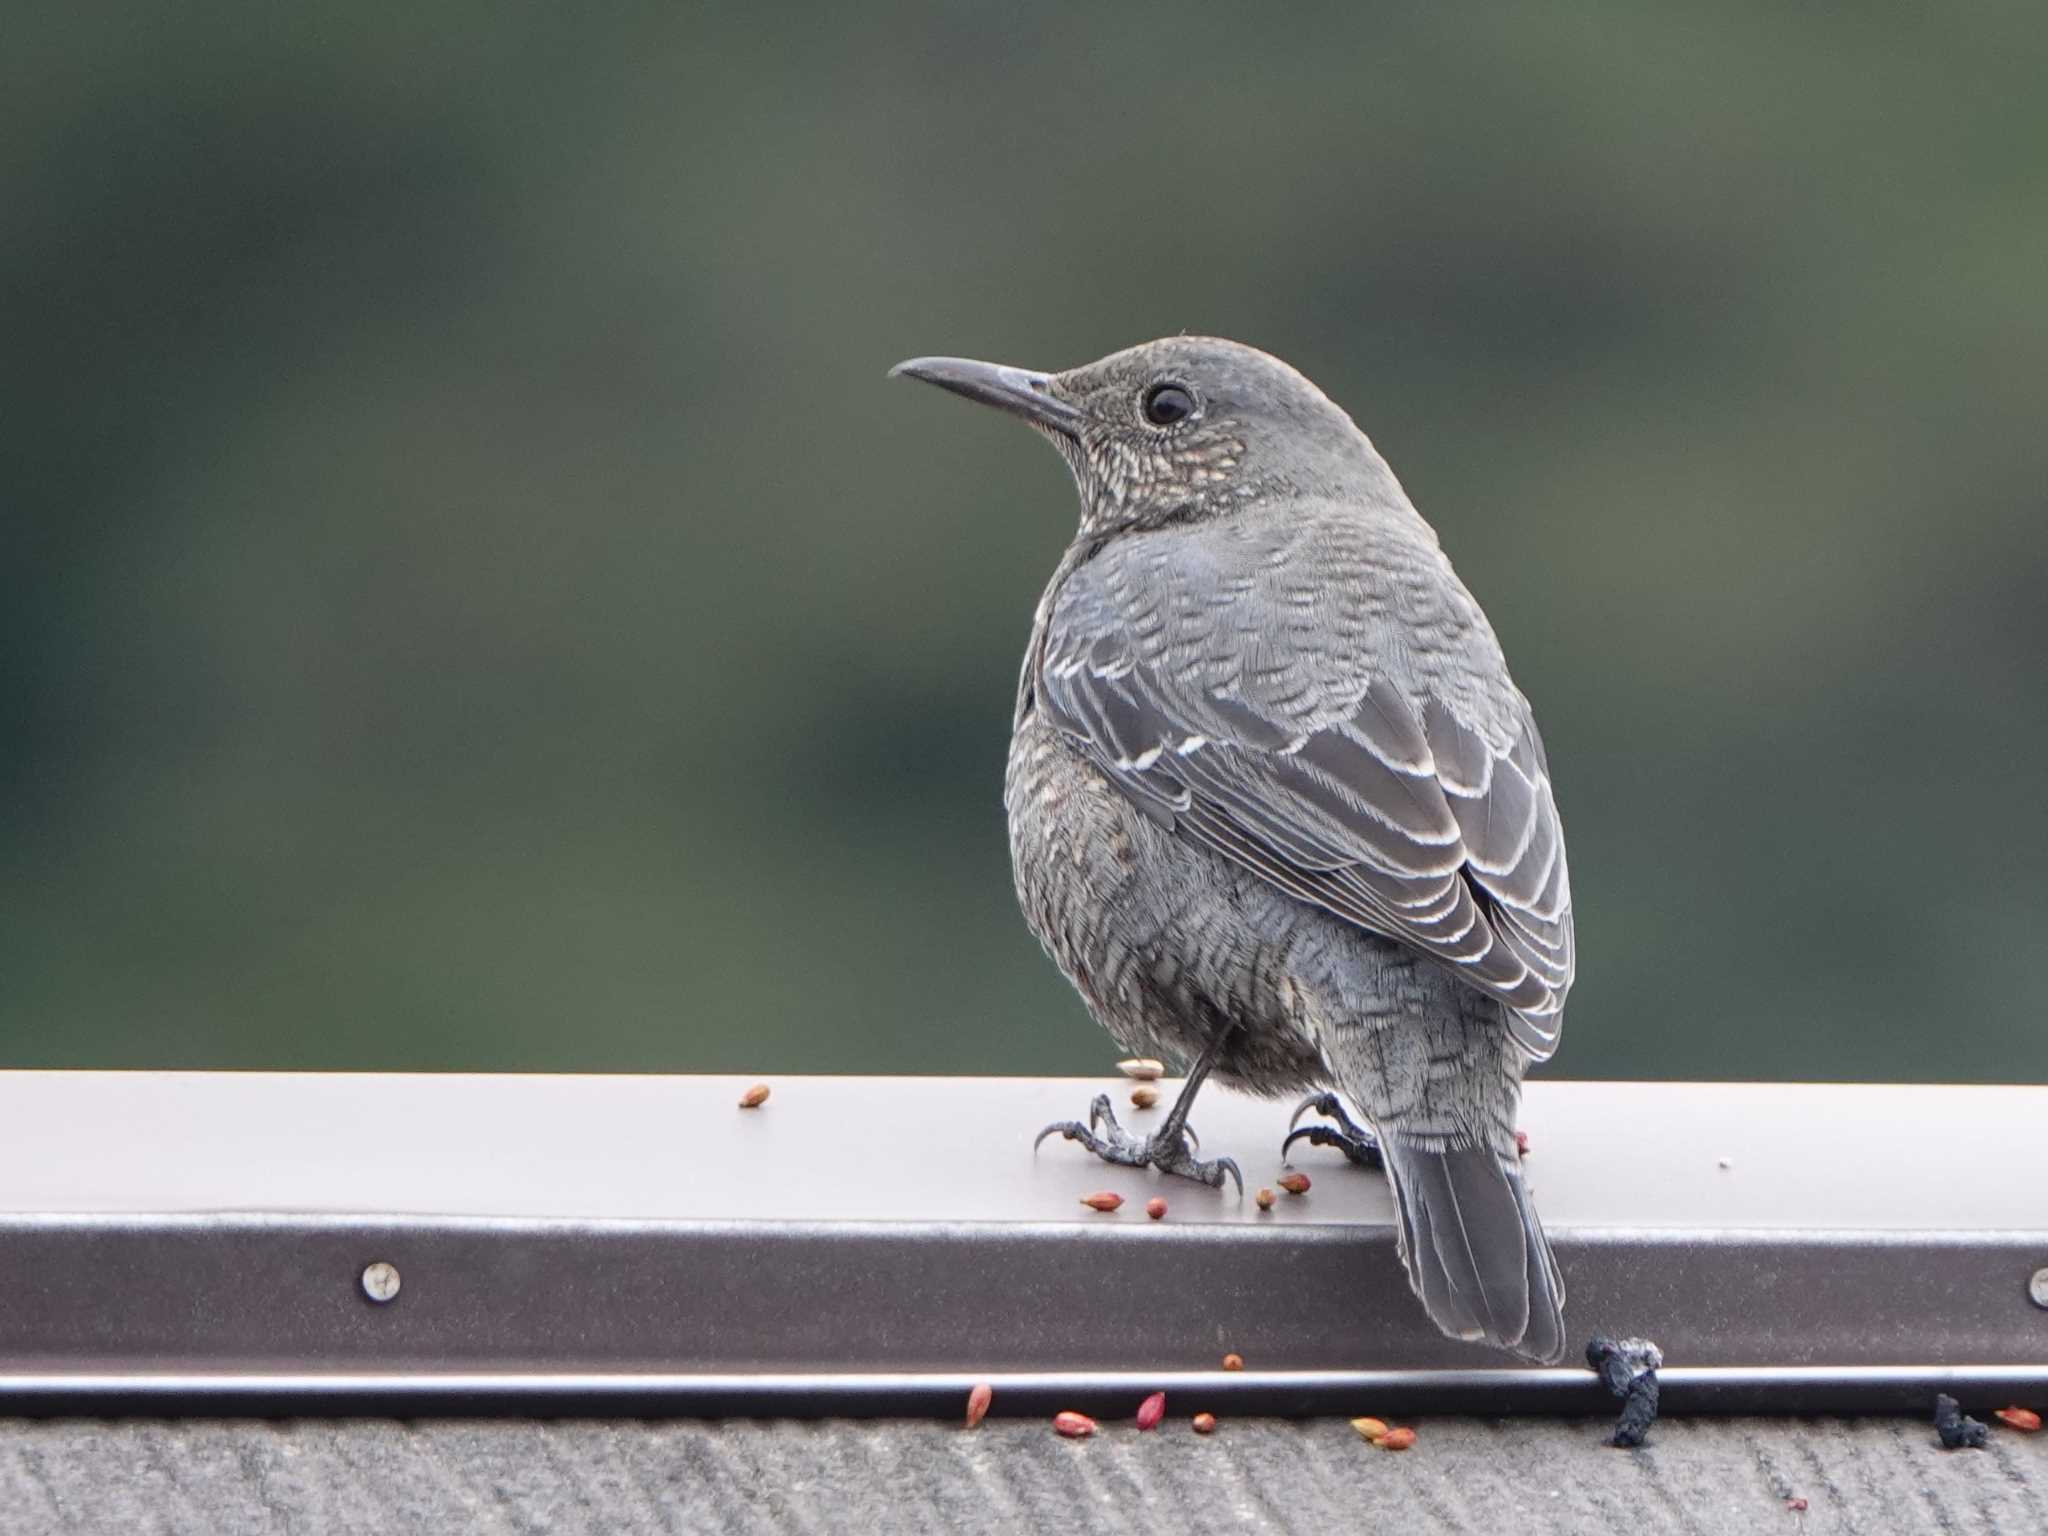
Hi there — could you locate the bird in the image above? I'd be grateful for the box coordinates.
[890,338,1573,1361]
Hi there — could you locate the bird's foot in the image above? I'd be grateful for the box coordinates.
[1034,1093,1243,1193]
[1282,1092,1384,1169]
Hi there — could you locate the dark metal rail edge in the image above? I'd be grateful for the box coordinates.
[4,1365,2044,1419]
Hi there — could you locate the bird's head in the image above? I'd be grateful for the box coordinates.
[892,337,1391,537]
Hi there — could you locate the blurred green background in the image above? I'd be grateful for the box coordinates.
[5,4,2045,1081]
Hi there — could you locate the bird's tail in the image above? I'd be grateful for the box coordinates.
[1377,1133,1566,1363]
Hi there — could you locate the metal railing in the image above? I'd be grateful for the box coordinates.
[1,1072,2043,1414]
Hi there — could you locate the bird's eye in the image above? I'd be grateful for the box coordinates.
[1142,384,1196,426]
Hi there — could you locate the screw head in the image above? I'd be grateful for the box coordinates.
[360,1261,402,1304]
[2030,1267,2048,1310]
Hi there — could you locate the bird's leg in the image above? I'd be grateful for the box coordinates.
[1282,1091,1384,1170]
[1034,1027,1243,1193]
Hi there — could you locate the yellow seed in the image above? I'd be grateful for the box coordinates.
[737,1083,770,1109]
[1254,1187,1276,1210]
[1349,1416,1389,1442]
[1117,1058,1165,1081]
[1130,1085,1160,1109]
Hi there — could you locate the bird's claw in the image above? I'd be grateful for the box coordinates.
[1034,1119,1093,1154]
[1201,1154,1245,1195]
[1282,1092,1384,1170]
[1034,1098,1243,1194]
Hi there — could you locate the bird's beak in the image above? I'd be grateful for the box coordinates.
[889,355,1084,438]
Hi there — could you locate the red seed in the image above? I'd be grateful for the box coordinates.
[1079,1191,1123,1212]
[1192,1412,1217,1434]
[1994,1406,2041,1432]
[1277,1172,1311,1195]
[1514,1129,1531,1157]
[1145,1197,1168,1220]
[737,1083,770,1109]
[1136,1391,1166,1431]
[1130,1085,1160,1109]
[1053,1410,1096,1438]
[1786,1497,1808,1512]
[964,1382,993,1429]
[1254,1187,1276,1210]
[1221,1352,1244,1371]
[1379,1426,1416,1450]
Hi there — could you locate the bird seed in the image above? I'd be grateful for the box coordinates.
[964,1382,992,1429]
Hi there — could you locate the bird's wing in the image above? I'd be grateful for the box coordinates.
[1036,515,1572,1055]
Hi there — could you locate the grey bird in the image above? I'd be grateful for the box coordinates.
[891,338,1573,1361]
